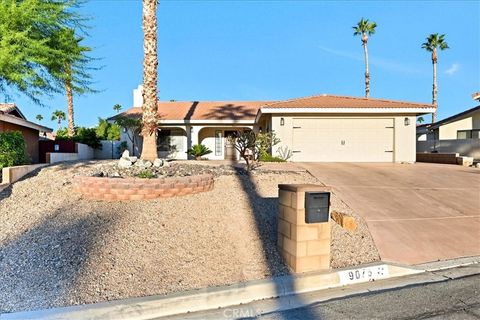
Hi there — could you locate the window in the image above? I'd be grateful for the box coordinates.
[215,130,222,156]
[457,129,480,140]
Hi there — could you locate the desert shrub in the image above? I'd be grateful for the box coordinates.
[0,131,29,169]
[276,145,293,161]
[255,131,280,160]
[137,170,155,179]
[259,153,285,162]
[187,144,212,160]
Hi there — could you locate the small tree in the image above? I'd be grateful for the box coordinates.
[229,130,256,171]
[114,116,142,155]
[96,118,120,141]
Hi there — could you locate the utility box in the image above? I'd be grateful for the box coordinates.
[277,184,331,273]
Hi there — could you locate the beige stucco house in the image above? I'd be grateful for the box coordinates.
[110,86,434,163]
[417,104,480,159]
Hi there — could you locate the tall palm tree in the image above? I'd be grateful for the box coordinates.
[417,116,425,124]
[113,103,122,114]
[422,33,449,123]
[47,28,95,138]
[51,110,66,131]
[36,114,43,122]
[140,0,159,161]
[353,18,377,98]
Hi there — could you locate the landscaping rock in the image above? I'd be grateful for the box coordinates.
[135,159,152,168]
[128,156,138,163]
[118,158,132,169]
[121,150,130,159]
[153,159,163,168]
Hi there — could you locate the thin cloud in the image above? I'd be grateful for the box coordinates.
[317,45,423,75]
[445,63,460,75]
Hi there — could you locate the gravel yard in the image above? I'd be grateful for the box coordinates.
[0,160,379,313]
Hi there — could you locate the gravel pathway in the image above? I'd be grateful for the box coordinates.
[0,161,379,313]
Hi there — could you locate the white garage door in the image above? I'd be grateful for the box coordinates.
[292,118,394,162]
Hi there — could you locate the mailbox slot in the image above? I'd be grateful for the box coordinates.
[305,192,330,223]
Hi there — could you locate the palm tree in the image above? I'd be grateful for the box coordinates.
[417,116,425,124]
[46,28,95,138]
[51,110,66,131]
[113,104,122,114]
[36,114,43,122]
[422,33,449,123]
[353,18,377,98]
[140,0,159,161]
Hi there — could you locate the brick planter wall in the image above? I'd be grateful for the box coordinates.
[73,174,214,201]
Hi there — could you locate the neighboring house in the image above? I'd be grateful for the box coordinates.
[109,86,434,163]
[0,103,53,163]
[416,104,480,159]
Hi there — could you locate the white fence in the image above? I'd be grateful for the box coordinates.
[417,139,480,159]
[47,143,95,164]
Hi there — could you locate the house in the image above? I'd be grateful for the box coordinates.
[416,103,480,159]
[109,86,434,163]
[0,104,53,163]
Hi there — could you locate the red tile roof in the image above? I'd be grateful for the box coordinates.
[109,95,433,123]
[111,101,271,122]
[262,94,433,109]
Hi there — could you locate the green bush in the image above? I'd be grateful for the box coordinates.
[137,170,155,179]
[0,131,29,169]
[56,127,102,149]
[259,153,285,162]
[96,118,121,141]
[187,144,212,160]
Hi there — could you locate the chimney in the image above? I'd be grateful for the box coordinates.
[472,92,480,102]
[133,85,143,107]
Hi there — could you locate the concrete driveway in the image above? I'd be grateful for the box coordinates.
[301,163,480,265]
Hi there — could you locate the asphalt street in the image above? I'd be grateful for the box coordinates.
[252,273,480,320]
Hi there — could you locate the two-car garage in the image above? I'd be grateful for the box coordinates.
[290,118,395,162]
[260,94,434,163]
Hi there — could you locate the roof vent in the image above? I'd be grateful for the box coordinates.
[472,92,480,101]
[321,93,327,97]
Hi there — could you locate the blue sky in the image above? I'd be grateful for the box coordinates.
[6,0,480,129]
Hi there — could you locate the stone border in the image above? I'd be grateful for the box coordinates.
[72,174,214,201]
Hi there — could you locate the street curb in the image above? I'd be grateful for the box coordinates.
[0,262,422,320]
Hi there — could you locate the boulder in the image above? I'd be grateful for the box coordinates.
[121,150,130,159]
[118,157,132,168]
[153,158,163,168]
[135,159,153,168]
[162,160,170,167]
[128,156,138,163]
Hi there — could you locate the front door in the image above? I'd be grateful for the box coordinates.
[224,131,237,160]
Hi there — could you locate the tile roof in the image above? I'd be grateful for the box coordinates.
[261,94,433,109]
[0,103,18,114]
[109,95,434,123]
[110,101,271,122]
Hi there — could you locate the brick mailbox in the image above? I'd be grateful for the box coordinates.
[277,184,331,273]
